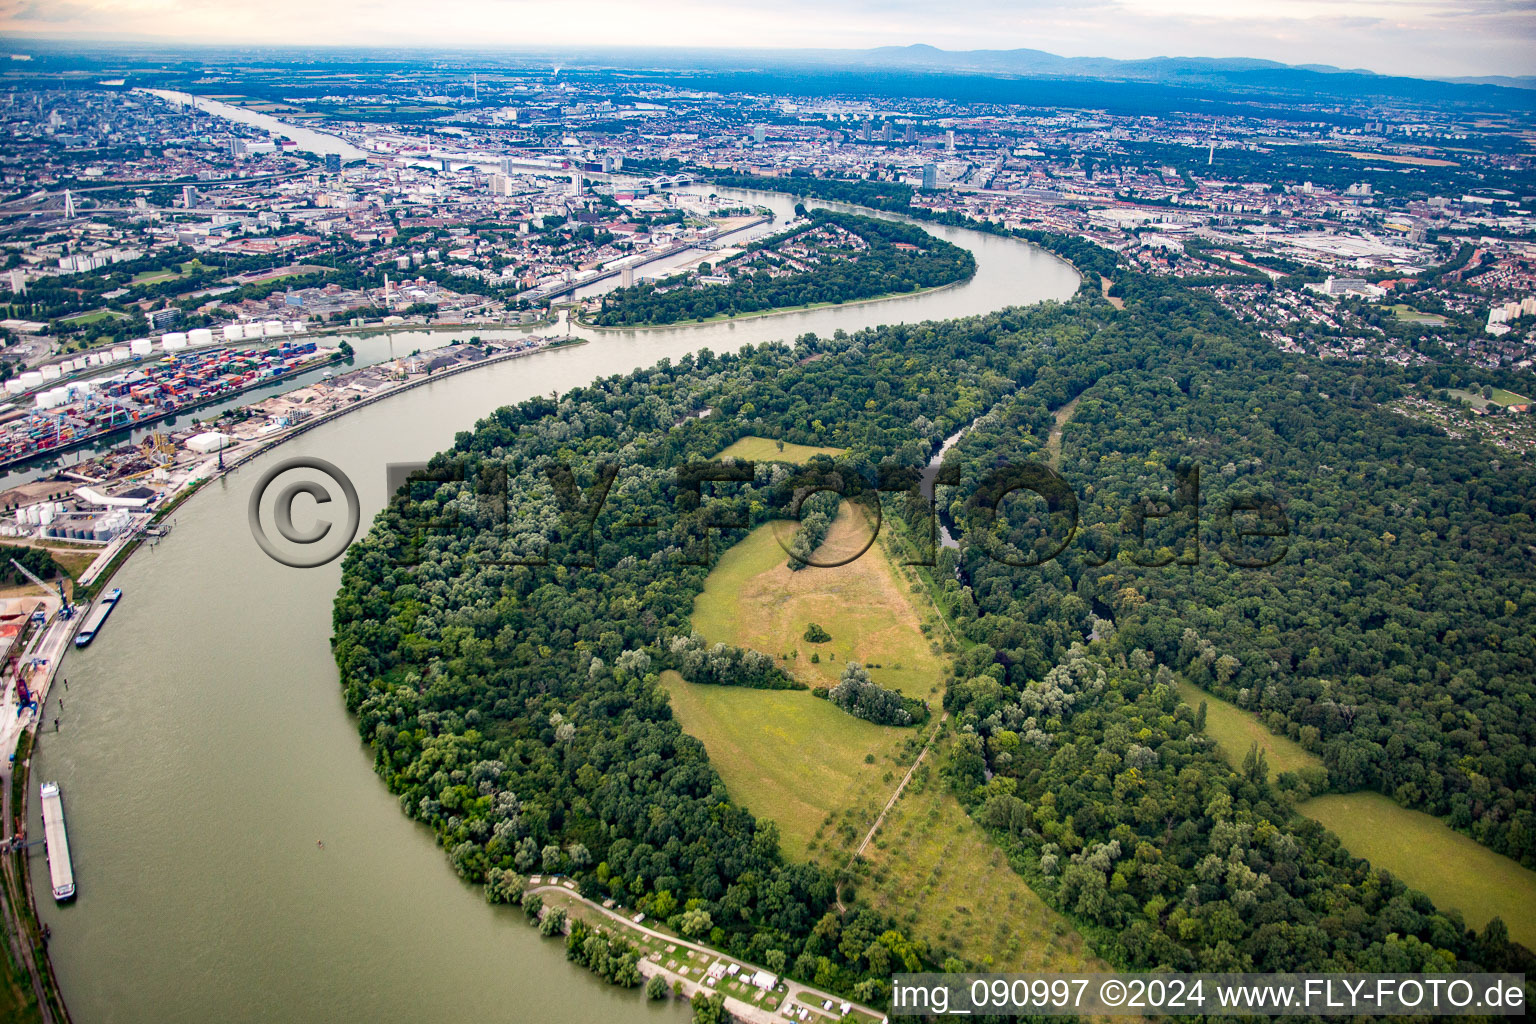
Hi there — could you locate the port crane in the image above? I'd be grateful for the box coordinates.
[9,557,73,620]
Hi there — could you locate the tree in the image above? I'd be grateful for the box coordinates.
[691,991,727,1024]
[645,973,670,1001]
[679,907,713,938]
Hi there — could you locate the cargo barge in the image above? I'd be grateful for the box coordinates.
[73,588,121,648]
[39,781,75,902]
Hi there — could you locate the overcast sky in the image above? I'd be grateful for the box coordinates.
[2,0,1533,79]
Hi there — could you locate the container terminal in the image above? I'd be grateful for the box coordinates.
[1,332,336,471]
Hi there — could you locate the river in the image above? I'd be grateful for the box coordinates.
[26,163,1078,1022]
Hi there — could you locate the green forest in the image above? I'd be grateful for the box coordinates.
[332,226,1536,1010]
[590,210,975,326]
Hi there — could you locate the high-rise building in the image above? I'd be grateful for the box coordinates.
[753,124,766,145]
[569,169,582,196]
[881,122,893,142]
[620,265,635,288]
[859,119,872,142]
[182,185,198,209]
[904,122,915,144]
[325,153,341,173]
[922,163,938,190]
[945,130,956,154]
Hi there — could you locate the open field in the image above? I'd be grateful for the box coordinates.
[1390,303,1448,324]
[131,269,184,285]
[1447,387,1532,410]
[713,436,846,462]
[1301,793,1536,948]
[1175,679,1322,779]
[854,742,1110,974]
[663,671,909,863]
[691,509,946,696]
[677,507,1109,982]
[59,309,124,326]
[1181,679,1536,947]
[1331,150,1459,167]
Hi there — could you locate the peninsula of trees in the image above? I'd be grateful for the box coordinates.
[589,210,975,327]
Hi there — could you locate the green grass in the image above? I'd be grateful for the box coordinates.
[1446,387,1532,411]
[855,743,1110,975]
[59,309,123,325]
[1182,680,1536,947]
[1301,793,1536,948]
[1390,303,1448,325]
[713,436,846,462]
[1176,679,1322,779]
[131,269,184,285]
[691,510,945,695]
[663,670,907,863]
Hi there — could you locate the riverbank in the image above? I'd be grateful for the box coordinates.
[576,277,967,332]
[0,334,586,1024]
[526,879,884,1024]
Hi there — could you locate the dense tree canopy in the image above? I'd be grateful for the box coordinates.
[334,224,1536,1006]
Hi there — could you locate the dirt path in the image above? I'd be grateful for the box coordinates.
[1045,395,1082,468]
[845,711,946,871]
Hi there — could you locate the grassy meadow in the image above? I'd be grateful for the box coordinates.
[1180,678,1536,948]
[1302,793,1536,948]
[854,741,1111,975]
[713,435,847,463]
[1175,678,1322,779]
[662,670,910,864]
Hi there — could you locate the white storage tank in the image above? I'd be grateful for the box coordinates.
[38,503,56,526]
[19,371,44,389]
[129,339,153,357]
[286,321,306,335]
[262,320,284,337]
[40,364,62,381]
[189,328,214,346]
[67,358,85,372]
[112,346,131,362]
[4,380,24,395]
[162,335,189,352]
[222,324,245,342]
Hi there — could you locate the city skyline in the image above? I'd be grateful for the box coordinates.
[2,0,1534,80]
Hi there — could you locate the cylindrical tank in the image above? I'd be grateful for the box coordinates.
[189,328,215,346]
[161,332,187,348]
[4,379,24,395]
[129,339,153,357]
[19,371,44,388]
[38,504,56,525]
[263,320,284,337]
[39,364,61,381]
[112,346,131,361]
[223,324,245,342]
[287,321,306,335]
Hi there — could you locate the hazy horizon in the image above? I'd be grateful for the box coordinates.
[2,0,1533,80]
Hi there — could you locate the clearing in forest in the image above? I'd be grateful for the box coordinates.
[1175,678,1322,779]
[713,436,847,463]
[853,739,1113,976]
